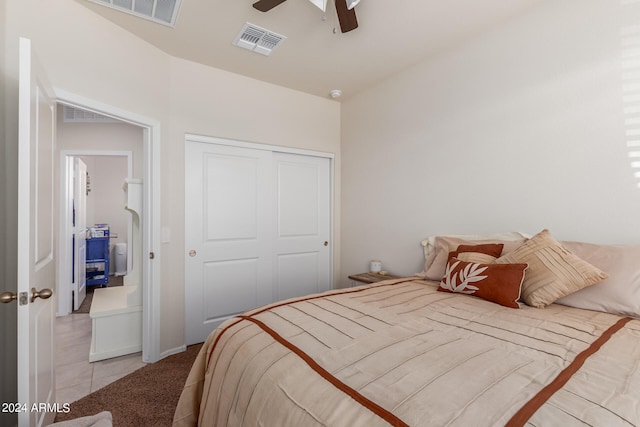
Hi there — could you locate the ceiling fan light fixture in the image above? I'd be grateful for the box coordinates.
[345,0,360,10]
[256,0,359,33]
[308,0,328,12]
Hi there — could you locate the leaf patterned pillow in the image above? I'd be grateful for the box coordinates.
[438,258,528,308]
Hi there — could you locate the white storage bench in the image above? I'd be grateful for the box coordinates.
[89,286,142,362]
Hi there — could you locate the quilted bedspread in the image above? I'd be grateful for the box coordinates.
[173,278,640,426]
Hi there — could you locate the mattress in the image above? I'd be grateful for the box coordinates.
[173,278,640,426]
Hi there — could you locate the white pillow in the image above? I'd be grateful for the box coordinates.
[556,241,640,318]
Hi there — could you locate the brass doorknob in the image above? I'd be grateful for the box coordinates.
[31,287,53,303]
[0,292,17,304]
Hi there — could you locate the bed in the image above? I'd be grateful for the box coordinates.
[173,229,640,426]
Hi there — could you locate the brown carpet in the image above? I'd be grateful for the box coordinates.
[54,343,203,426]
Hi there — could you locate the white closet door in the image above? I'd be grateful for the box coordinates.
[273,153,331,300]
[185,141,275,345]
[185,139,332,345]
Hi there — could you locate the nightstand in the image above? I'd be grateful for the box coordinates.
[348,272,402,287]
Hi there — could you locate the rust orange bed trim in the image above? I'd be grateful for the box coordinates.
[506,316,633,427]
[206,278,413,367]
[239,315,410,427]
[204,279,414,426]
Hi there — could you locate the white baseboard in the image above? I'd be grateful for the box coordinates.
[90,344,142,363]
[159,344,187,360]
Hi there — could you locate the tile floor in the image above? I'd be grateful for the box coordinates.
[55,312,147,404]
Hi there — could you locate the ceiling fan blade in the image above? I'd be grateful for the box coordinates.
[335,0,358,33]
[253,0,288,12]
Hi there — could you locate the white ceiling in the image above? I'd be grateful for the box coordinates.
[75,0,542,100]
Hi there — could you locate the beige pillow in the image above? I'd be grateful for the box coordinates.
[418,236,526,280]
[556,241,640,317]
[494,229,608,308]
[420,231,529,259]
[456,252,498,264]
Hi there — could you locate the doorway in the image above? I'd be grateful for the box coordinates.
[58,147,144,402]
[61,152,133,314]
[54,95,162,364]
[57,103,141,315]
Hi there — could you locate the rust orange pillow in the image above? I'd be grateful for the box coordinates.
[438,258,528,308]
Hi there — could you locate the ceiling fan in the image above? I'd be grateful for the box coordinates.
[252,0,361,33]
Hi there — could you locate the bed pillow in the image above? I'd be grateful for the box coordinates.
[420,231,529,259]
[418,236,526,281]
[494,229,608,308]
[448,243,504,265]
[438,258,528,308]
[556,241,640,318]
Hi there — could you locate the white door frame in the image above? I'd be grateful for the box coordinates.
[186,133,336,163]
[58,150,133,316]
[56,91,162,363]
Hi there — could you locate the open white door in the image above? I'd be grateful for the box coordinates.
[17,37,57,426]
[73,158,87,310]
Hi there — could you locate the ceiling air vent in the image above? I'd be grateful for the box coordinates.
[63,105,120,123]
[233,23,286,56]
[86,0,181,27]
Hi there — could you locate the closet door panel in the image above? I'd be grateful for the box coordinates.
[274,153,331,301]
[277,252,319,300]
[204,154,259,241]
[202,258,259,321]
[278,162,319,237]
[185,141,274,345]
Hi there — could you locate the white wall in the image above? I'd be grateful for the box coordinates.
[162,58,341,350]
[80,156,129,274]
[341,0,640,282]
[3,0,341,355]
